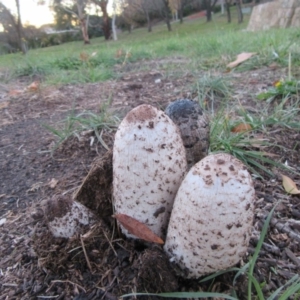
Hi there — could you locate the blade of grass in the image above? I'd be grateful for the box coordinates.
[268,274,300,300]
[248,205,278,299]
[278,282,300,300]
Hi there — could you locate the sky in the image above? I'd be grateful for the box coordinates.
[1,0,55,27]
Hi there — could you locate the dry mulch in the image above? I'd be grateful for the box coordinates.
[0,62,300,299]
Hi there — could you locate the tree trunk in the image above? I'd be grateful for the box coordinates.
[221,0,224,14]
[162,0,172,31]
[225,0,231,23]
[166,16,172,31]
[112,14,117,41]
[76,0,90,44]
[236,0,243,23]
[205,0,217,22]
[98,0,111,40]
[145,9,152,32]
[179,4,183,24]
[15,0,26,54]
[80,17,90,44]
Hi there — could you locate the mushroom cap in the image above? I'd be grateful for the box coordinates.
[113,104,187,240]
[45,195,96,238]
[164,153,255,278]
[165,99,209,168]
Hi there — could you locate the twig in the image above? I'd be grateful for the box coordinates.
[100,276,117,300]
[285,248,300,268]
[62,186,79,196]
[270,217,300,243]
[251,237,281,255]
[260,212,300,243]
[103,231,118,258]
[80,234,93,272]
[46,280,86,293]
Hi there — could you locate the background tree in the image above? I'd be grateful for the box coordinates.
[111,0,118,40]
[225,0,231,22]
[52,2,77,29]
[90,0,111,40]
[236,0,243,23]
[51,0,90,44]
[169,0,181,21]
[15,0,26,53]
[120,0,157,33]
[203,0,217,22]
[0,1,26,53]
[155,0,172,31]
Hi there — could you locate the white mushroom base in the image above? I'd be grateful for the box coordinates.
[45,195,97,238]
[164,153,255,278]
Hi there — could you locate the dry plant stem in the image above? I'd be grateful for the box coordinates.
[80,235,93,272]
[262,242,281,255]
[100,276,117,300]
[251,237,281,255]
[46,280,86,293]
[103,231,118,257]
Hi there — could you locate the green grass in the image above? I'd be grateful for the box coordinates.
[43,100,120,152]
[1,9,300,84]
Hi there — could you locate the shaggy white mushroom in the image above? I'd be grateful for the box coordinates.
[44,195,97,238]
[164,153,255,278]
[113,104,187,240]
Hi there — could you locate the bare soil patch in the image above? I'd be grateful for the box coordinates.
[0,62,300,299]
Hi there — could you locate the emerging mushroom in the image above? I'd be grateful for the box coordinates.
[113,104,187,240]
[164,153,255,278]
[165,99,209,169]
[44,195,97,238]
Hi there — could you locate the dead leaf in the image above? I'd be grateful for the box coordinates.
[0,101,9,109]
[231,123,252,133]
[113,214,164,244]
[227,52,257,68]
[269,62,278,70]
[115,49,123,58]
[27,81,40,92]
[8,89,23,97]
[281,174,300,195]
[270,233,289,242]
[49,178,58,189]
[80,52,89,62]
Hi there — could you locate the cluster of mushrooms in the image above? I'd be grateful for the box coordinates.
[45,100,255,279]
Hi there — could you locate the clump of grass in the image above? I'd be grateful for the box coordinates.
[43,101,119,152]
[121,205,300,299]
[195,74,232,111]
[209,109,281,178]
[208,94,300,178]
[14,62,50,77]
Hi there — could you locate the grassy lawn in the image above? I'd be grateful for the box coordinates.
[1,9,299,85]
